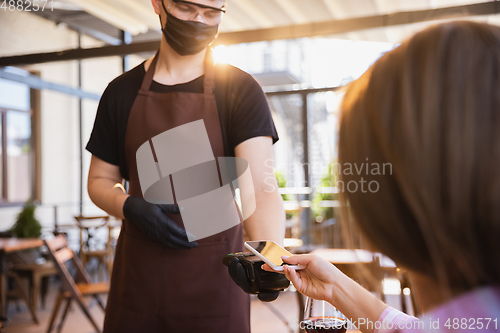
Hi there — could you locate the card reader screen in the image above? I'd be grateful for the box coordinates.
[246,241,293,266]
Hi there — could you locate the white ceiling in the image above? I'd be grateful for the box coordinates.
[58,0,499,43]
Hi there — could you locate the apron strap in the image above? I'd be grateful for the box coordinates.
[140,48,216,95]
[140,51,159,92]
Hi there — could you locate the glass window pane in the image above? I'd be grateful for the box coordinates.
[7,111,31,202]
[0,78,30,111]
[307,91,341,187]
[267,94,304,188]
[0,115,2,199]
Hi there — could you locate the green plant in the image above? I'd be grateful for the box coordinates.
[275,170,296,219]
[11,200,42,238]
[275,170,290,201]
[311,161,340,222]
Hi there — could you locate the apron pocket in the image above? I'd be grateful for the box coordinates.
[163,239,232,318]
[120,224,164,315]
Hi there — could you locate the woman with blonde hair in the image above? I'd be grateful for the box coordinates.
[265,20,500,332]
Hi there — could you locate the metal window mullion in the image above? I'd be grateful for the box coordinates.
[1,111,7,201]
[78,32,83,216]
[300,92,310,244]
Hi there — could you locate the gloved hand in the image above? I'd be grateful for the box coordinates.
[123,195,198,249]
[223,252,290,302]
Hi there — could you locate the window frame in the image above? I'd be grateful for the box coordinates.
[0,80,41,206]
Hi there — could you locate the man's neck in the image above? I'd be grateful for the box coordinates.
[145,39,206,85]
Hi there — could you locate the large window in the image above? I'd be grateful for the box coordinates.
[0,69,37,204]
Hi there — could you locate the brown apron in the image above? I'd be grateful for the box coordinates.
[103,49,250,333]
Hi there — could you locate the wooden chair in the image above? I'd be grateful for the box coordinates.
[5,270,39,323]
[44,235,109,333]
[74,215,114,277]
[12,260,58,310]
[9,247,59,311]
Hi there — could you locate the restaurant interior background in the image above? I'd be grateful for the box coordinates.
[0,0,498,332]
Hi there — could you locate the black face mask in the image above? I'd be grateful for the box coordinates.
[160,1,220,56]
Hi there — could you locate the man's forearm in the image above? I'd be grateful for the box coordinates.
[243,189,286,245]
[88,178,130,219]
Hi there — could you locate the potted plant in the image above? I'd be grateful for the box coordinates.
[11,200,42,239]
[7,201,43,264]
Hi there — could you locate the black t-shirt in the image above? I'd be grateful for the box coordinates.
[85,62,279,181]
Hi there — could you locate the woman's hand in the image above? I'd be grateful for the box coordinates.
[264,254,390,333]
[262,255,341,303]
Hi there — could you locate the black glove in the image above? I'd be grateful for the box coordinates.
[123,195,198,249]
[223,252,290,302]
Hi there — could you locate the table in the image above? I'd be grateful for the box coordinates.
[0,238,44,319]
[309,248,396,267]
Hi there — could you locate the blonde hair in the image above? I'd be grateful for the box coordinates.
[338,21,500,293]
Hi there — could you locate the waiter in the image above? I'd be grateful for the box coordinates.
[85,0,285,332]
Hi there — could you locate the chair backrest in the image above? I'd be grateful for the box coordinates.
[45,235,74,264]
[74,215,109,225]
[44,235,93,292]
[74,215,111,252]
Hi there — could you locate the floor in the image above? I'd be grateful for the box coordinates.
[3,282,296,333]
[2,277,413,333]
